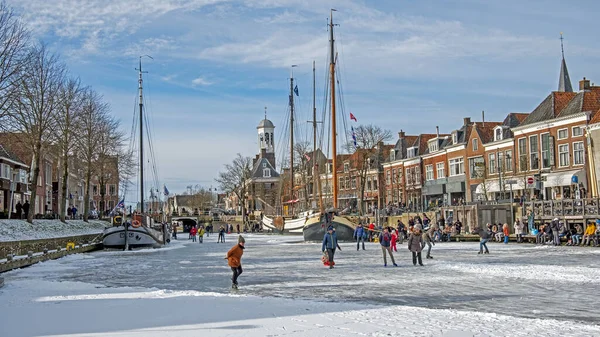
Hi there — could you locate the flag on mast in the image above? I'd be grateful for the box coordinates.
[350,112,357,122]
[163,185,170,196]
[109,198,125,215]
[294,85,299,96]
[304,153,311,161]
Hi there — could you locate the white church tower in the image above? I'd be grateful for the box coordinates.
[256,107,276,169]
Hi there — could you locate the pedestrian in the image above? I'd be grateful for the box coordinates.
[514,219,525,243]
[368,222,375,242]
[172,222,178,239]
[423,225,436,259]
[190,226,197,242]
[551,218,560,246]
[408,224,424,266]
[226,235,245,289]
[390,229,398,252]
[15,201,22,219]
[503,223,510,244]
[198,226,205,243]
[353,223,366,251]
[379,228,397,267]
[475,224,491,254]
[236,224,240,234]
[67,205,72,219]
[71,205,77,219]
[23,200,30,219]
[218,226,226,243]
[396,220,405,244]
[321,226,341,269]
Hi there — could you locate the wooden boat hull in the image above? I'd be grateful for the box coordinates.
[302,216,356,242]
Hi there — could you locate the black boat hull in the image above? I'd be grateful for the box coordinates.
[303,220,355,242]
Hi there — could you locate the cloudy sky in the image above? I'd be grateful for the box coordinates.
[8,0,600,198]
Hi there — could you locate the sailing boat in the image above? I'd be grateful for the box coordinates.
[102,57,165,250]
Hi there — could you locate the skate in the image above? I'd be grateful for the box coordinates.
[231,283,238,290]
[484,251,489,254]
[384,263,387,267]
[329,265,334,269]
[419,263,424,266]
[426,255,433,259]
[478,251,482,254]
[393,263,398,267]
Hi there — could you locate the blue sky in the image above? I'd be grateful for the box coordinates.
[8,0,600,198]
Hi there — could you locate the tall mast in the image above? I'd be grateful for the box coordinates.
[290,75,294,215]
[138,57,145,215]
[330,9,338,209]
[312,61,324,213]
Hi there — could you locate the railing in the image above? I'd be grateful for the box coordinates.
[525,198,600,218]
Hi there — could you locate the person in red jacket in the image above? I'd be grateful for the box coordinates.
[391,229,398,252]
[226,236,245,289]
[368,222,376,242]
[190,226,197,242]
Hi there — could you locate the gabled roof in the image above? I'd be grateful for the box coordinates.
[250,157,280,179]
[0,144,26,166]
[518,92,577,127]
[557,87,600,122]
[473,122,503,144]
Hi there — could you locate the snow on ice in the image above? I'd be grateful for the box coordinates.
[0,219,107,242]
[1,234,599,336]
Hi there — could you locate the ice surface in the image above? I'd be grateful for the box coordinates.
[1,233,599,337]
[0,219,107,241]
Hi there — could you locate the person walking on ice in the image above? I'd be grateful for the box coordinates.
[353,223,366,251]
[226,235,245,289]
[423,224,436,259]
[379,228,398,267]
[408,224,424,266]
[322,226,341,269]
[475,224,492,254]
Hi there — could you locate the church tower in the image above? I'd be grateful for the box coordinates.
[558,32,573,93]
[257,108,276,168]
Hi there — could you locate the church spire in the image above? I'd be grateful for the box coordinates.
[558,32,573,92]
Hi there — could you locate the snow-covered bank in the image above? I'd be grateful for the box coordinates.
[0,219,107,242]
[1,278,599,337]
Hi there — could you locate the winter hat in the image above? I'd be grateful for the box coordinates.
[327,226,334,231]
[238,235,245,244]
[553,218,559,222]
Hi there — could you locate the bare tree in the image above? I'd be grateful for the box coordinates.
[0,3,29,126]
[293,141,311,210]
[76,88,109,222]
[215,154,252,216]
[346,124,392,214]
[94,114,126,217]
[8,44,65,223]
[52,77,84,222]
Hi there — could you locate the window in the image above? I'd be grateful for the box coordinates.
[367,177,372,190]
[573,142,584,165]
[92,184,99,196]
[392,169,397,183]
[0,164,10,179]
[390,150,396,161]
[429,140,438,153]
[559,144,569,167]
[541,133,554,169]
[529,135,539,170]
[488,153,496,174]
[45,163,51,186]
[518,138,527,171]
[373,178,378,189]
[108,184,116,196]
[558,128,568,140]
[343,163,349,172]
[505,150,513,171]
[469,157,484,178]
[351,177,357,189]
[386,171,391,185]
[495,128,502,141]
[407,147,417,158]
[449,158,464,176]
[19,169,27,183]
[426,165,434,181]
[573,126,583,137]
[452,132,457,144]
[263,168,271,178]
[472,138,478,151]
[436,162,445,179]
[345,177,350,190]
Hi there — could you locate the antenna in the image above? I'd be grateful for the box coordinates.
[560,32,565,58]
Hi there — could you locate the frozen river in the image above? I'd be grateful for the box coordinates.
[6,233,600,325]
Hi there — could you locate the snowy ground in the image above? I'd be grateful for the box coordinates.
[1,234,600,336]
[0,220,107,242]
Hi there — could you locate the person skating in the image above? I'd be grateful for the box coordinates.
[551,218,560,246]
[226,235,245,289]
[408,225,424,266]
[475,224,492,254]
[353,223,366,251]
[321,226,341,269]
[218,226,226,243]
[390,229,398,252]
[190,226,197,242]
[15,201,22,219]
[423,225,436,259]
[379,228,397,267]
[198,226,205,243]
[502,223,510,244]
[23,200,30,219]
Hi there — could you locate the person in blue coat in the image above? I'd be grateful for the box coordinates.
[322,226,341,269]
[353,223,366,251]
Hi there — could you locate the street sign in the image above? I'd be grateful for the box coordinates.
[527,177,534,185]
[506,179,518,185]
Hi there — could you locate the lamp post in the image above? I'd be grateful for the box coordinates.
[8,169,17,219]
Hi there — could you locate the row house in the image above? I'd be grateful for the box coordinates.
[0,144,28,215]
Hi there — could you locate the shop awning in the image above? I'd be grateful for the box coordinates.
[475,179,525,194]
[542,169,586,188]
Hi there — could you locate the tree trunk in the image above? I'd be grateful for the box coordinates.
[60,148,68,223]
[28,141,42,224]
[84,167,91,222]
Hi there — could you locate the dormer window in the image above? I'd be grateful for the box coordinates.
[343,163,350,172]
[390,149,396,161]
[428,139,438,153]
[407,147,417,158]
[452,132,457,144]
[495,127,503,141]
[263,168,271,178]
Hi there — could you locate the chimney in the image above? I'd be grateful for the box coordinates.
[398,129,405,139]
[436,126,439,138]
[580,77,591,91]
[482,110,485,127]
[463,117,471,126]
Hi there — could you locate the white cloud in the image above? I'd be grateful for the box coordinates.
[191,77,212,86]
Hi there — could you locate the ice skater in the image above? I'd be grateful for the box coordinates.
[190,226,197,242]
[423,225,436,259]
[354,223,366,251]
[475,224,491,254]
[391,229,398,252]
[198,226,205,243]
[408,225,424,266]
[379,228,397,267]
[226,235,245,289]
[502,223,509,244]
[322,226,341,269]
[218,226,226,243]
